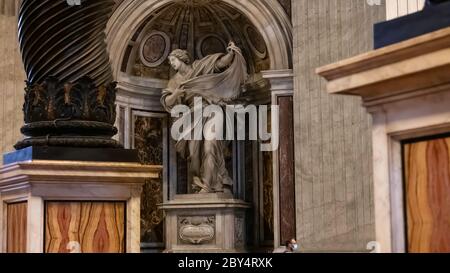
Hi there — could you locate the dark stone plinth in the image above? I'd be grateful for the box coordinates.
[3,146,140,165]
[374,1,450,49]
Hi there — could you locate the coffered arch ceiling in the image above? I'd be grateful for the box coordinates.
[121,0,271,81]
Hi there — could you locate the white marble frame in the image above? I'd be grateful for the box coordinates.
[367,87,450,253]
[263,69,294,248]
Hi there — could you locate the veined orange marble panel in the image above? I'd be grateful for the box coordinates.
[45,202,126,253]
[404,136,450,253]
[7,201,27,253]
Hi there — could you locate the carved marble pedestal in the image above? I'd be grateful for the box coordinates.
[160,194,250,253]
[0,160,160,253]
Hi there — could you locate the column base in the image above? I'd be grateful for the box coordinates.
[0,159,161,253]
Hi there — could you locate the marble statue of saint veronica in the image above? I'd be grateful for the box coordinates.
[161,42,247,194]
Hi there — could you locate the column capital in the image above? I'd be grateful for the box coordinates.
[261,69,294,93]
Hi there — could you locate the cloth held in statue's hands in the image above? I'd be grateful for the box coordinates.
[180,47,248,104]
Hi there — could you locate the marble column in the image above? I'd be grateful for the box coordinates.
[262,69,295,248]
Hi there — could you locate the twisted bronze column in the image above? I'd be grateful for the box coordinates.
[16,0,120,149]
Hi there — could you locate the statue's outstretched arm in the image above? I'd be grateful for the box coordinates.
[215,41,239,70]
[164,87,185,108]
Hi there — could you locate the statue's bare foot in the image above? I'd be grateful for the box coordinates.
[192,176,211,193]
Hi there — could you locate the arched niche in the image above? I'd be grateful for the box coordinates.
[106,0,293,252]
